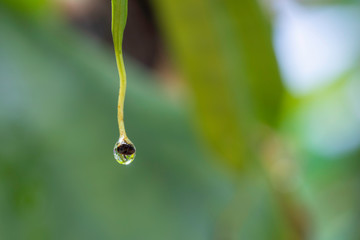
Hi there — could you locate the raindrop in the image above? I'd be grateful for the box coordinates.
[113,137,136,165]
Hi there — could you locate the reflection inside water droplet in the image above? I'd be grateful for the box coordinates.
[113,137,136,165]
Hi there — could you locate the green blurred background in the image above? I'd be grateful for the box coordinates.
[0,0,360,239]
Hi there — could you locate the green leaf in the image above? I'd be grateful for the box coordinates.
[152,0,285,169]
[111,0,128,54]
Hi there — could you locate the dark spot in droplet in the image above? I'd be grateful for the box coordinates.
[117,143,136,155]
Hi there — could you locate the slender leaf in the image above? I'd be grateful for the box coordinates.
[152,0,285,168]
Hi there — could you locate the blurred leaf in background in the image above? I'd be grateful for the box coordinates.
[152,0,285,169]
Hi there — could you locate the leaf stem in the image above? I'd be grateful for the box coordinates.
[111,0,128,138]
[115,51,127,137]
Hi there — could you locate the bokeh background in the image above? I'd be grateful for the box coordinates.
[1,0,360,239]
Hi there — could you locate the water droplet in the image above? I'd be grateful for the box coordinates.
[113,137,136,165]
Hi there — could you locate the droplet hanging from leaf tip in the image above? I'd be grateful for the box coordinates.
[113,137,136,165]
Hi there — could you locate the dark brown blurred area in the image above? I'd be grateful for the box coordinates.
[63,0,161,69]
